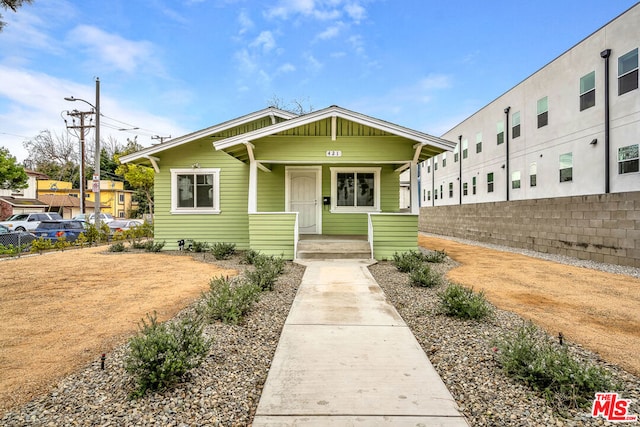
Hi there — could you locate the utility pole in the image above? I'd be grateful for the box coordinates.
[64,110,95,214]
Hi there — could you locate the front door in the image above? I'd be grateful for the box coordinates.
[287,167,321,234]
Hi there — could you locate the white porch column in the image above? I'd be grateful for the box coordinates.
[248,159,257,214]
[410,160,419,214]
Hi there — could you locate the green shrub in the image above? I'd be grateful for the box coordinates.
[210,242,236,260]
[409,264,442,288]
[437,283,492,320]
[144,240,165,252]
[255,253,286,274]
[132,240,147,250]
[241,249,261,265]
[424,249,447,263]
[0,243,28,255]
[109,241,127,252]
[74,232,88,247]
[192,241,210,253]
[199,276,260,325]
[53,236,71,251]
[392,250,426,273]
[125,312,209,398]
[30,237,53,253]
[494,322,615,408]
[83,224,100,245]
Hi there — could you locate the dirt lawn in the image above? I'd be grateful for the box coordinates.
[0,246,236,414]
[420,235,640,377]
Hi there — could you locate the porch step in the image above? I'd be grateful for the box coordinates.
[297,238,372,260]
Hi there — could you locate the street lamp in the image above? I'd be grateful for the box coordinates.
[64,78,101,229]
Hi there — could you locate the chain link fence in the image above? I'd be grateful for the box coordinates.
[0,232,36,250]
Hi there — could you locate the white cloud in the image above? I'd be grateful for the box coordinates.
[250,31,277,53]
[277,63,296,73]
[303,52,323,73]
[67,25,159,75]
[265,0,344,21]
[234,49,258,73]
[238,10,254,34]
[344,2,366,23]
[316,24,342,40]
[419,74,453,91]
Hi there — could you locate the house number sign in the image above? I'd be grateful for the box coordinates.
[326,150,342,157]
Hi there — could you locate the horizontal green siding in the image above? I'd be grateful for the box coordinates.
[255,136,414,162]
[249,213,297,259]
[257,164,286,212]
[275,118,394,137]
[153,144,250,250]
[370,214,418,260]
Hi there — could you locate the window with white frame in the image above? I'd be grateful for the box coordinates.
[512,111,521,138]
[442,152,447,168]
[559,153,573,182]
[454,144,459,162]
[537,97,548,128]
[462,139,468,159]
[463,182,468,196]
[618,144,639,174]
[497,121,504,145]
[580,71,596,111]
[487,172,494,193]
[476,132,482,153]
[330,167,380,212]
[118,193,125,204]
[171,168,220,214]
[530,162,537,187]
[434,156,438,171]
[448,182,453,198]
[472,176,477,195]
[511,171,521,189]
[618,48,638,96]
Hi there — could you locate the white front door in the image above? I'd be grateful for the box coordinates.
[287,167,321,234]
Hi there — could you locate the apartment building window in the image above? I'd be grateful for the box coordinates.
[559,153,573,182]
[463,182,468,196]
[497,121,504,145]
[427,190,431,201]
[427,159,431,173]
[618,144,639,174]
[454,144,459,162]
[537,97,548,128]
[618,48,638,96]
[476,132,482,153]
[442,153,447,168]
[530,162,537,187]
[511,171,521,189]
[434,157,438,171]
[580,71,596,111]
[512,111,521,138]
[462,139,468,159]
[118,193,125,204]
[449,182,453,198]
[472,176,477,195]
[487,173,494,193]
[439,185,443,200]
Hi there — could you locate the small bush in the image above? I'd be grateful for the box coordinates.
[437,283,492,320]
[144,240,165,252]
[109,241,127,252]
[255,253,286,275]
[132,240,147,250]
[192,241,209,253]
[424,249,447,263]
[392,250,426,273]
[210,242,236,260]
[74,232,88,247]
[494,322,615,408]
[125,312,209,398]
[199,276,260,325]
[0,243,28,255]
[409,264,442,288]
[30,237,53,253]
[241,249,261,265]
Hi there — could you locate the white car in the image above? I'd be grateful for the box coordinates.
[88,213,115,224]
[0,212,63,232]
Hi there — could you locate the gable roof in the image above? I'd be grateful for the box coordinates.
[0,196,47,208]
[37,194,106,209]
[120,106,298,164]
[214,105,456,154]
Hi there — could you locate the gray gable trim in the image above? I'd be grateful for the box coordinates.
[213,105,457,152]
[120,107,297,164]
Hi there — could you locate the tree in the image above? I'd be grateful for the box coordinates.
[1,0,33,32]
[23,129,80,185]
[267,95,314,115]
[115,138,154,215]
[0,146,28,190]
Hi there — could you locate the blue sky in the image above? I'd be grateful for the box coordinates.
[0,0,637,162]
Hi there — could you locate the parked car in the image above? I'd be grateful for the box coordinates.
[107,219,144,235]
[33,220,86,242]
[72,213,88,221]
[0,224,36,248]
[0,212,63,232]
[88,213,115,224]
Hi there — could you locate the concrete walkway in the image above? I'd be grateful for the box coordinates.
[252,260,469,427]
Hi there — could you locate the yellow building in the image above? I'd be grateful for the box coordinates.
[37,179,137,219]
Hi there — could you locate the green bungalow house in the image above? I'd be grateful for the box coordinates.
[120,105,455,260]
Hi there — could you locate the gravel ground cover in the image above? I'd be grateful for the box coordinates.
[2,247,639,426]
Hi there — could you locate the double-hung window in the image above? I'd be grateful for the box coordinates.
[462,139,468,159]
[487,173,494,193]
[618,144,639,174]
[512,111,521,138]
[331,167,380,212]
[476,132,482,153]
[559,153,573,182]
[171,168,220,214]
[580,71,596,110]
[497,121,504,145]
[618,48,638,96]
[537,97,548,128]
[511,171,521,189]
[530,162,537,187]
[442,153,447,168]
[454,144,459,162]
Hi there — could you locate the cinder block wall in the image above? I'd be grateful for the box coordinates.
[419,192,640,268]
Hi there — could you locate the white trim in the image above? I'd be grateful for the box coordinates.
[170,168,220,214]
[285,166,322,234]
[330,167,381,213]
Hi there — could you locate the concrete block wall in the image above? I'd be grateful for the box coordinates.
[419,191,640,268]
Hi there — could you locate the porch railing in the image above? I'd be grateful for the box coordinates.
[367,213,419,260]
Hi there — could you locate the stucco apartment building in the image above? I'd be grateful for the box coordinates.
[419,3,640,267]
